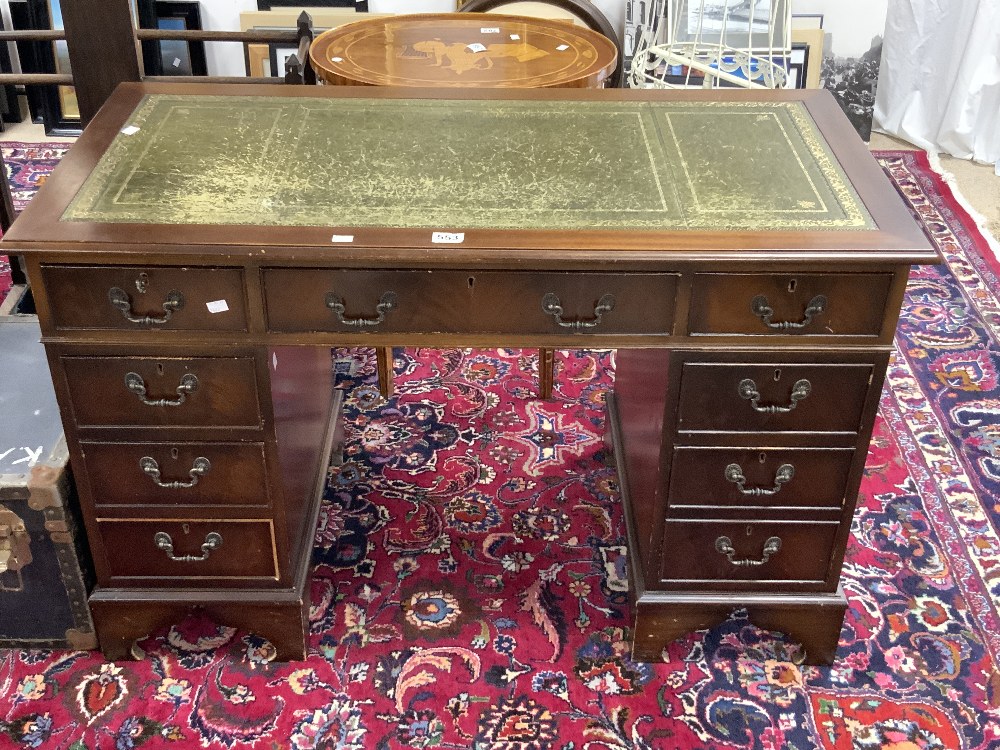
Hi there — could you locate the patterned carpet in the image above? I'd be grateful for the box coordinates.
[0,143,73,306]
[2,149,1000,749]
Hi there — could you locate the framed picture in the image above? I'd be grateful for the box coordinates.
[786,42,808,89]
[257,0,369,11]
[10,0,80,135]
[247,43,271,77]
[791,28,824,89]
[137,1,208,76]
[268,43,299,80]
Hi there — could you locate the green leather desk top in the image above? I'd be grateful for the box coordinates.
[63,94,873,232]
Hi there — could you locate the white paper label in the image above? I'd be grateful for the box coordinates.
[172,57,182,68]
[272,352,278,371]
[120,125,140,135]
[466,43,487,53]
[481,27,500,33]
[510,33,521,40]
[331,56,343,63]
[206,299,229,314]
[432,231,465,244]
[556,44,570,51]
[331,234,355,243]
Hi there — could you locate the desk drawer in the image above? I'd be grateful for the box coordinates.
[264,269,467,333]
[62,356,262,429]
[688,273,892,337]
[677,362,873,433]
[263,269,678,336]
[81,441,268,509]
[471,272,678,335]
[660,519,839,586]
[40,265,247,332]
[98,519,278,581]
[668,447,855,509]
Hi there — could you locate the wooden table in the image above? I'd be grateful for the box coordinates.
[1,83,937,663]
[309,12,617,89]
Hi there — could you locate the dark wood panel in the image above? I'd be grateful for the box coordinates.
[659,519,840,587]
[471,272,678,335]
[81,441,269,509]
[61,356,262,428]
[609,350,672,578]
[41,265,248,331]
[98,519,278,582]
[668,447,856,509]
[688,272,893,336]
[677,361,874,434]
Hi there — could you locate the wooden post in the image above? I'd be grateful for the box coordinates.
[60,0,141,125]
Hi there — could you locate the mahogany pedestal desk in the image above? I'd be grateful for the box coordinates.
[1,83,937,663]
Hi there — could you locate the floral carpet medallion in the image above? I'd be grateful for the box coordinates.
[2,151,1000,749]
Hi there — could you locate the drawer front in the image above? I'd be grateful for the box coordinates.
[688,273,893,337]
[264,269,469,333]
[470,272,678,335]
[264,269,679,336]
[660,519,839,585]
[62,356,262,429]
[81,442,268,509]
[669,447,856,509]
[41,265,247,332]
[97,519,278,581]
[677,362,873,433]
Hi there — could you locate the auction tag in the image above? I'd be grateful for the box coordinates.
[481,27,500,33]
[332,56,344,62]
[331,234,354,243]
[432,231,465,244]
[120,125,140,135]
[206,299,229,314]
[466,43,487,53]
[556,44,570,51]
[510,33,521,40]
[172,57,182,68]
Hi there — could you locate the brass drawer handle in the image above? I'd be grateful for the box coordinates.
[140,456,211,489]
[108,286,184,325]
[750,294,827,330]
[542,292,616,329]
[325,291,398,327]
[724,462,795,496]
[738,378,811,413]
[715,535,782,567]
[154,531,222,562]
[125,372,199,407]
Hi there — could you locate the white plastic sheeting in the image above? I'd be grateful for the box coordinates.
[875,0,1000,174]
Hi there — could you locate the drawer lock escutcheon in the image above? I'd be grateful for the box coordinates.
[325,291,398,327]
[715,535,782,567]
[542,292,615,329]
[140,456,211,489]
[108,287,184,325]
[154,531,222,562]
[125,372,199,407]
[724,462,795,496]
[750,294,827,330]
[738,378,811,413]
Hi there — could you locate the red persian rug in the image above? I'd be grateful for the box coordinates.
[0,143,74,306]
[2,150,1000,749]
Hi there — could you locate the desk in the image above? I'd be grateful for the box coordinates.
[1,83,937,663]
[309,12,617,89]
